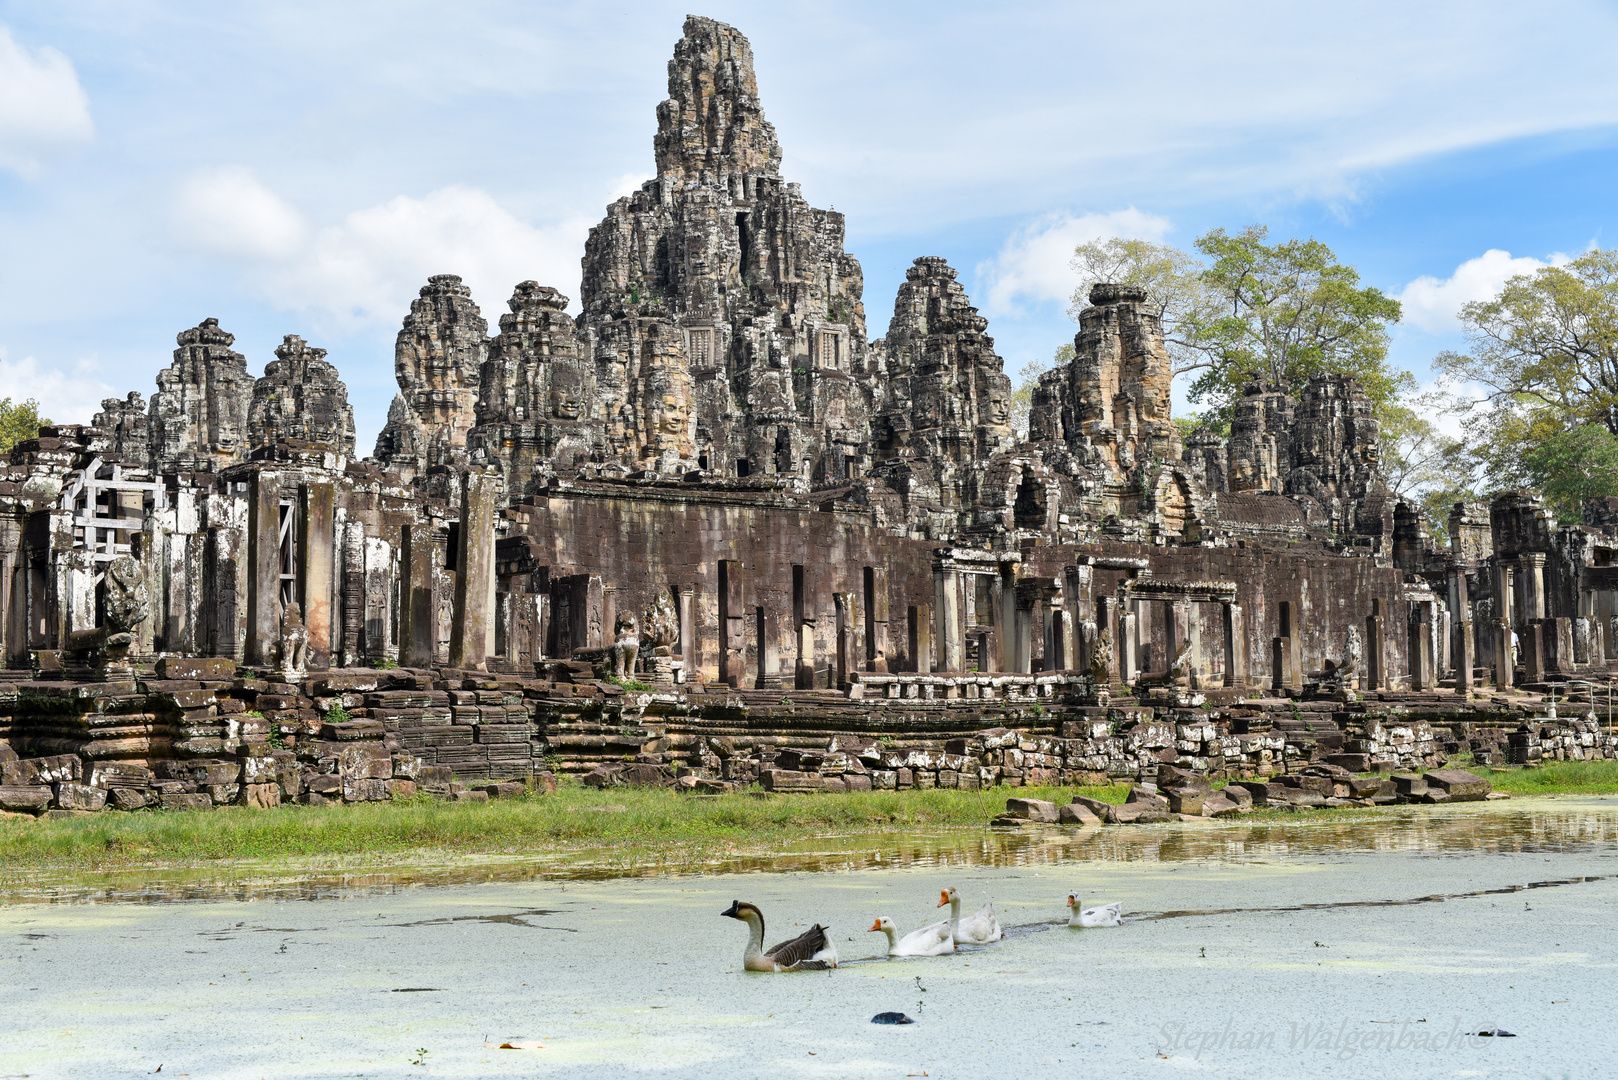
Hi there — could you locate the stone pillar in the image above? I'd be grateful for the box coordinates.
[834,591,856,689]
[1012,580,1038,675]
[1132,598,1151,675]
[754,606,782,690]
[998,565,1016,672]
[1522,619,1546,683]
[1523,553,1547,621]
[399,522,437,667]
[298,483,335,669]
[246,471,282,667]
[1118,605,1138,685]
[340,520,363,668]
[977,627,998,672]
[1170,600,1191,676]
[910,603,932,675]
[863,566,889,672]
[1364,607,1384,692]
[1450,567,1473,697]
[1224,602,1246,689]
[718,559,745,688]
[449,470,498,671]
[1410,601,1434,691]
[934,561,963,673]
[679,586,697,673]
[1284,601,1303,692]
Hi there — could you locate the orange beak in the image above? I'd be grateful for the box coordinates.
[937,890,950,907]
[868,919,882,932]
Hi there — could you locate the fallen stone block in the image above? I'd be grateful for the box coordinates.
[989,813,1029,827]
[160,792,212,812]
[1071,794,1116,821]
[581,765,624,789]
[1423,769,1489,801]
[1220,785,1253,807]
[53,782,106,812]
[156,656,238,681]
[1391,773,1429,797]
[1165,790,1204,815]
[1204,796,1243,817]
[0,785,52,812]
[1059,802,1102,826]
[1004,797,1059,822]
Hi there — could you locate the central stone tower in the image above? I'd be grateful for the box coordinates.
[577,15,872,481]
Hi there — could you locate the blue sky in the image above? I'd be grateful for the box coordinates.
[4,1,1618,445]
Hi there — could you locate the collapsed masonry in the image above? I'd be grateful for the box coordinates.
[4,16,1618,815]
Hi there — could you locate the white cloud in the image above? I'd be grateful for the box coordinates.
[0,25,93,178]
[1395,249,1571,334]
[172,173,590,329]
[0,348,116,427]
[976,208,1172,319]
[174,166,309,260]
[607,172,653,202]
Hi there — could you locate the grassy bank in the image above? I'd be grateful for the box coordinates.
[0,781,1130,872]
[1480,759,1618,796]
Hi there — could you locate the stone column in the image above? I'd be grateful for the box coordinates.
[1523,553,1547,621]
[998,565,1017,672]
[678,586,697,675]
[246,471,282,667]
[1012,580,1039,674]
[298,483,335,669]
[834,591,856,689]
[1224,602,1246,689]
[1449,567,1473,696]
[934,560,963,673]
[1170,600,1191,675]
[1118,605,1138,685]
[399,522,437,667]
[449,470,498,671]
[1410,601,1434,691]
[1522,619,1546,682]
[718,559,745,688]
[754,606,782,690]
[910,603,932,675]
[863,565,889,672]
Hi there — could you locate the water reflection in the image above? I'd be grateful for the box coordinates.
[5,799,1615,906]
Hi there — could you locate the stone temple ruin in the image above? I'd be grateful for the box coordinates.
[1,16,1614,815]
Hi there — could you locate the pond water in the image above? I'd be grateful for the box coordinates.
[2,798,1616,1078]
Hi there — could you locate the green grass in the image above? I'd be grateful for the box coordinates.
[1478,759,1618,796]
[0,781,1131,873]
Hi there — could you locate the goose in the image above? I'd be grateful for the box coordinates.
[1066,893,1123,927]
[721,900,838,971]
[937,886,1003,945]
[869,916,954,957]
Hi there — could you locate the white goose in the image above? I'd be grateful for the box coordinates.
[938,886,1003,945]
[869,916,954,957]
[1066,893,1123,928]
[721,900,838,972]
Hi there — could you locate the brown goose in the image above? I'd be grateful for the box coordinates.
[721,900,839,972]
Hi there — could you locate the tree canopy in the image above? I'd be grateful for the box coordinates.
[1436,248,1618,518]
[0,398,49,455]
[1065,226,1409,424]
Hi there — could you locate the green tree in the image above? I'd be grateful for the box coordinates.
[1069,227,1409,425]
[1186,226,1408,419]
[0,397,49,454]
[1437,248,1618,516]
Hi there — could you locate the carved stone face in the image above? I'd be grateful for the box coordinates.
[642,368,692,455]
[988,396,1009,426]
[550,367,583,419]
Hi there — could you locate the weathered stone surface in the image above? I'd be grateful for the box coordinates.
[1058,801,1102,826]
[1004,797,1058,822]
[1423,769,1489,801]
[375,275,487,474]
[151,318,255,473]
[0,786,52,812]
[249,335,356,454]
